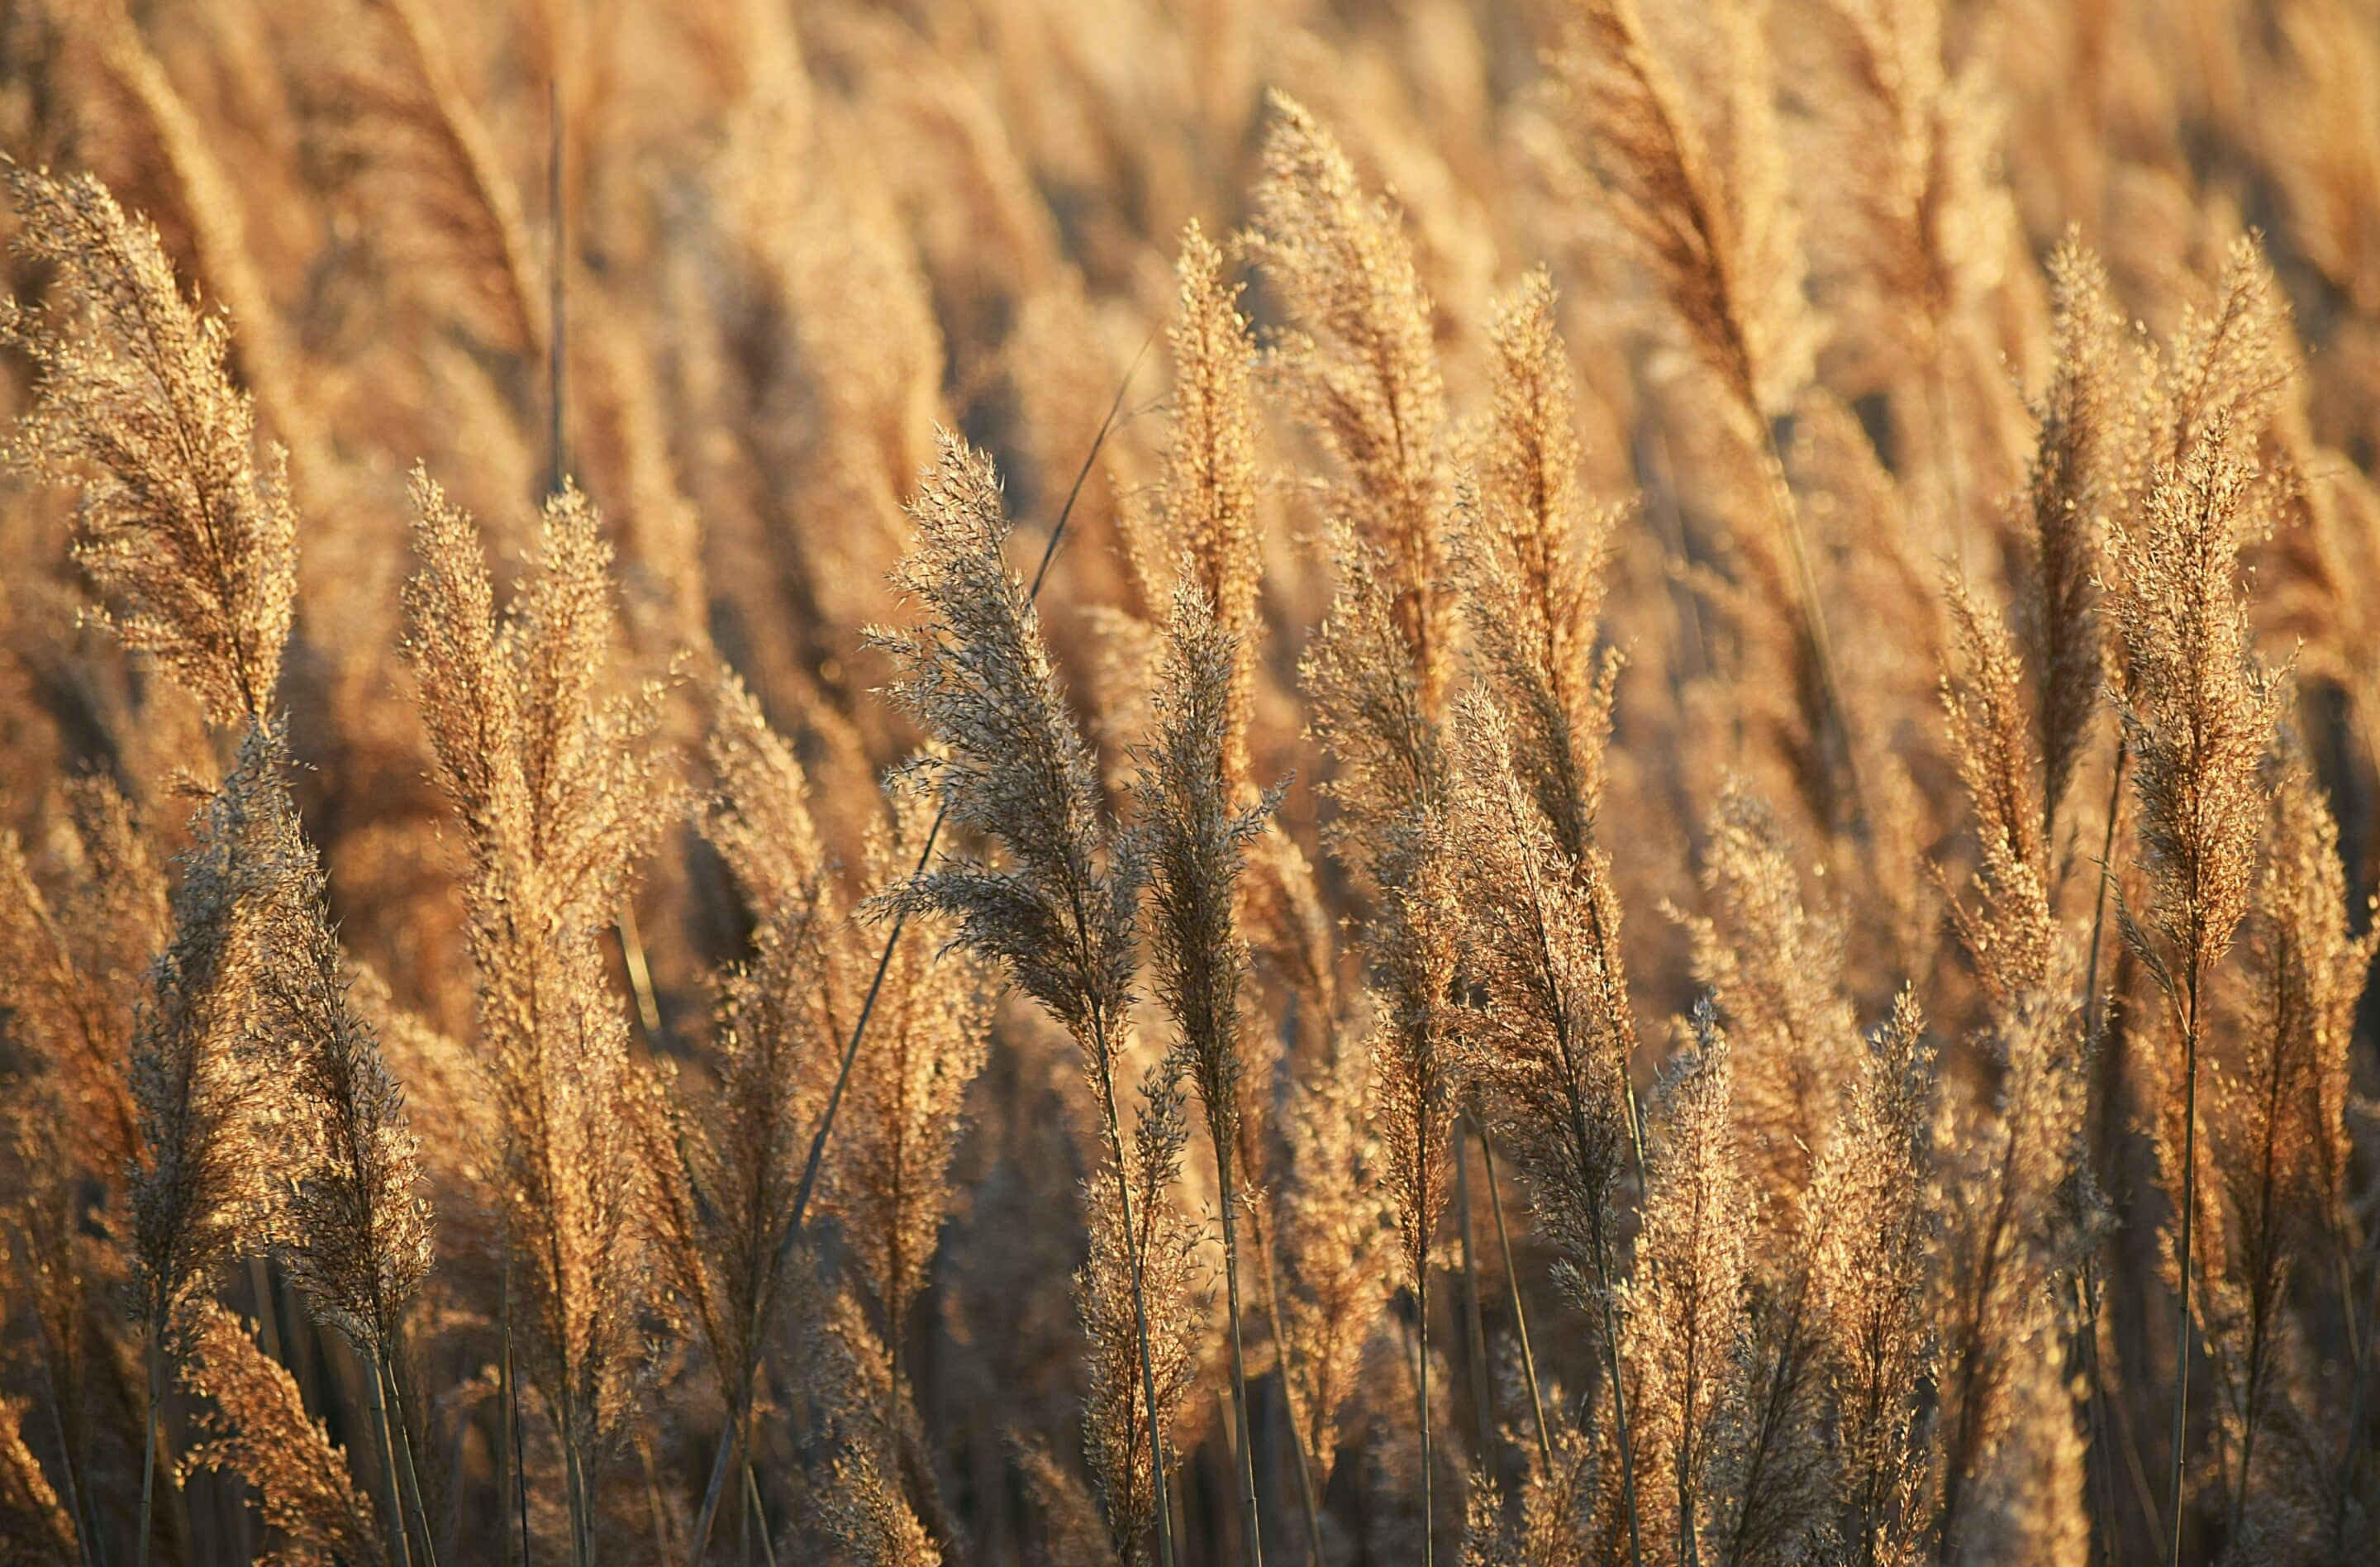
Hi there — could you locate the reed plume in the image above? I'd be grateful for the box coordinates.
[2012,240,2130,838]
[1808,989,1937,1566]
[176,1298,388,1567]
[1447,689,1644,1563]
[1252,90,1455,712]
[2108,421,2287,1561]
[1547,0,1863,819]
[403,471,667,1564]
[1624,1002,1752,1567]
[1139,575,1274,1563]
[1159,221,1264,803]
[2,164,295,727]
[2192,762,2372,1546]
[872,431,1183,1565]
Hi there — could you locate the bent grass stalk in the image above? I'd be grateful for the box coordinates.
[683,339,1152,1565]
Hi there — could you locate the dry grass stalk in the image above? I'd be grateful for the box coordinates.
[873,431,1184,1565]
[1448,689,1644,1564]
[1252,91,1455,713]
[1547,0,1865,823]
[1140,575,1274,1565]
[1808,989,1937,1565]
[403,472,667,1565]
[2108,422,2287,1564]
[0,16,2376,1565]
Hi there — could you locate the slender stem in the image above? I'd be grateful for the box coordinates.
[366,1354,416,1567]
[383,1351,444,1567]
[2083,744,2130,1047]
[1216,1151,1265,1565]
[545,57,566,499]
[136,1326,161,1567]
[1451,1130,1494,1471]
[1415,1260,1434,1567]
[1923,338,1970,575]
[738,1382,757,1567]
[744,1461,779,1567]
[1592,1202,1648,1567]
[21,1250,98,1567]
[2168,974,2202,1567]
[679,335,1155,1567]
[2335,1226,2380,1530]
[2078,1267,2122,1567]
[637,1431,674,1566]
[503,1266,531,1567]
[1478,1126,1551,1474]
[1753,424,1868,836]
[562,1413,593,1567]
[1250,1200,1326,1565]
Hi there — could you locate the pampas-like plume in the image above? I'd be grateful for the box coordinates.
[1078,1062,1206,1565]
[296,0,549,357]
[1940,574,2056,1012]
[1810,989,1938,1565]
[1547,0,1808,422]
[126,726,283,1331]
[176,1298,389,1567]
[1548,0,1867,820]
[236,751,436,1562]
[1448,689,1645,1563]
[1159,221,1264,802]
[1464,268,1626,870]
[2196,764,2373,1539]
[1932,981,2093,1558]
[2107,422,2286,1562]
[248,769,433,1360]
[403,472,668,1564]
[1138,575,1274,1563]
[1625,1002,1753,1567]
[829,793,992,1389]
[2,165,296,727]
[2013,241,2130,836]
[1273,1050,1391,1503]
[818,1445,943,1567]
[871,431,1182,1565]
[1299,502,1461,1517]
[639,672,836,1398]
[1673,784,1858,1204]
[1251,91,1456,712]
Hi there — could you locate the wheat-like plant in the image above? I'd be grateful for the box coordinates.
[1,12,2376,1565]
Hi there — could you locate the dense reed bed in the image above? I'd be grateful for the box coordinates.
[1,2,2378,1563]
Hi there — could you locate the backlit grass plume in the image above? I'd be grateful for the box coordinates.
[1138,575,1274,1562]
[872,431,1184,1565]
[177,1298,388,1567]
[402,472,668,1565]
[2109,423,2287,1563]
[2,164,294,727]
